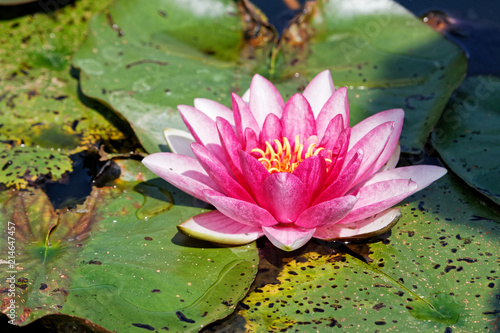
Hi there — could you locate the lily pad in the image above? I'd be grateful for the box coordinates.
[0,0,131,189]
[0,161,258,332]
[432,75,500,205]
[74,0,466,154]
[207,174,500,332]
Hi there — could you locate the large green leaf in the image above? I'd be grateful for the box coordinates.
[206,174,500,332]
[0,161,258,332]
[0,0,131,189]
[432,76,500,205]
[73,0,466,154]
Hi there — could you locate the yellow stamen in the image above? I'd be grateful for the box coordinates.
[251,136,332,173]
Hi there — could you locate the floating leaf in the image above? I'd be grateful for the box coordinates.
[0,0,131,189]
[74,0,466,154]
[432,75,500,205]
[204,174,499,332]
[0,161,258,332]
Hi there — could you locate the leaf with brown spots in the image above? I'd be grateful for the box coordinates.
[210,174,500,332]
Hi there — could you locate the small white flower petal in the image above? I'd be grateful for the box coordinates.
[163,128,196,158]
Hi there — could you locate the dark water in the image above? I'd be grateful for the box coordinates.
[396,0,500,76]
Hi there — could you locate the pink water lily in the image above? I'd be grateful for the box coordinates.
[142,70,446,251]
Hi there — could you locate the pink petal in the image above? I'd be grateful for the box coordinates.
[248,74,285,128]
[142,153,220,202]
[292,155,326,204]
[361,165,447,190]
[349,109,404,173]
[163,128,196,158]
[316,87,349,139]
[191,143,255,203]
[302,69,335,118]
[378,143,400,172]
[242,88,250,103]
[178,210,263,245]
[193,98,235,126]
[244,127,259,152]
[339,178,418,224]
[325,127,351,184]
[314,208,401,240]
[315,149,363,204]
[216,117,247,186]
[263,225,316,251]
[261,173,308,223]
[178,104,219,145]
[319,114,343,150]
[294,195,357,228]
[239,150,271,207]
[260,113,283,145]
[178,104,225,161]
[203,189,278,227]
[232,93,260,142]
[281,93,317,143]
[345,121,394,184]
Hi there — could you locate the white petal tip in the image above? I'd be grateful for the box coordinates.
[263,226,315,252]
[178,211,263,245]
[163,128,196,157]
[316,208,402,242]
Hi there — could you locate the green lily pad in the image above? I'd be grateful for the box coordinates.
[0,0,132,189]
[74,0,466,154]
[432,75,500,205]
[0,161,258,332]
[206,174,500,332]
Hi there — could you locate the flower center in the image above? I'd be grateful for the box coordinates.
[251,135,331,173]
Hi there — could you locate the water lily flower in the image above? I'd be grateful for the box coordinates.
[142,70,447,251]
